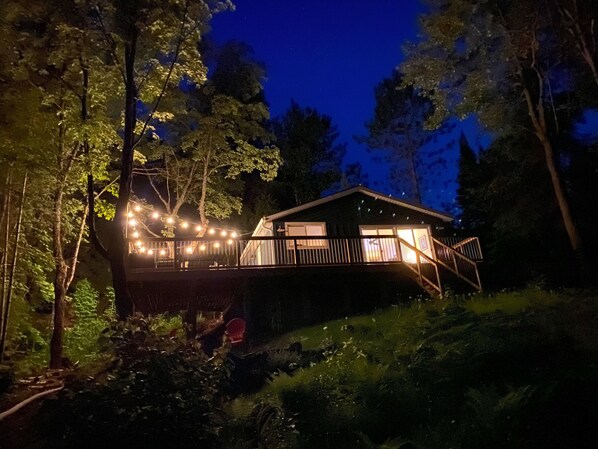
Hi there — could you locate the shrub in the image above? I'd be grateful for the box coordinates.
[44,315,230,449]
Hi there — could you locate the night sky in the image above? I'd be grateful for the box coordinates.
[209,0,491,210]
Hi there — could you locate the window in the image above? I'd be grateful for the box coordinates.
[285,222,327,249]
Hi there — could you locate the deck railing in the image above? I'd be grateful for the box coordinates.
[437,236,483,261]
[127,235,481,295]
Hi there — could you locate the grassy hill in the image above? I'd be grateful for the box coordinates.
[229,289,598,449]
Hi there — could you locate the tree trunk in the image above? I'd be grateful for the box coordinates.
[49,266,67,369]
[110,32,138,319]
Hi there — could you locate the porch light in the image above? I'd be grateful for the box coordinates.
[185,246,193,254]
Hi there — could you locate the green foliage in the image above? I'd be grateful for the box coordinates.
[241,290,598,449]
[45,314,229,449]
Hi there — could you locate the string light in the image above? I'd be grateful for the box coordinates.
[227,239,233,245]
[126,200,242,238]
[139,247,146,253]
[200,244,206,251]
[213,242,220,248]
[132,231,140,238]
[159,249,166,256]
[135,240,143,247]
[185,246,193,254]
[148,249,154,255]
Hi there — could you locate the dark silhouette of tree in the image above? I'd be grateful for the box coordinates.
[271,102,345,209]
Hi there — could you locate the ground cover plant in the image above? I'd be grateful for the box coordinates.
[231,289,598,449]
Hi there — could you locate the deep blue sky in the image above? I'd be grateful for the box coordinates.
[209,0,491,210]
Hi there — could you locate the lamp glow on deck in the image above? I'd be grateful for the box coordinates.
[213,242,220,248]
[151,212,160,219]
[220,230,227,237]
[200,244,206,251]
[185,246,193,254]
[208,228,215,235]
[129,218,137,226]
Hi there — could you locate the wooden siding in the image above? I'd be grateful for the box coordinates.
[271,191,451,238]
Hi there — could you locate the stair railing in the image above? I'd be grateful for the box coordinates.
[431,238,482,292]
[395,236,443,296]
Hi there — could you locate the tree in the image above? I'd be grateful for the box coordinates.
[86,0,231,318]
[271,102,346,209]
[402,0,585,268]
[362,71,444,203]
[137,41,280,233]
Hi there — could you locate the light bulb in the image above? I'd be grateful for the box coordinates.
[185,246,193,254]
[231,231,238,238]
[132,231,140,238]
[139,247,146,253]
[166,217,175,224]
[135,240,143,247]
[208,228,215,235]
[134,205,142,212]
[152,212,160,219]
[200,244,206,251]
[181,221,189,229]
[129,218,137,226]
[127,211,134,218]
[148,249,154,255]
[195,225,202,232]
[227,239,233,245]
[213,242,220,248]
[159,249,166,256]
[220,230,227,237]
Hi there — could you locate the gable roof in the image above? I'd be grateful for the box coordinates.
[264,186,454,222]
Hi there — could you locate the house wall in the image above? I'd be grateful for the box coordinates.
[270,191,451,238]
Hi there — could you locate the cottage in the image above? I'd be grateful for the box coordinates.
[126,187,482,334]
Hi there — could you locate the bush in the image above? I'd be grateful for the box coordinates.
[44,315,230,449]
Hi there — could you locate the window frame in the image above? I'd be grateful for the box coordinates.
[284,222,328,250]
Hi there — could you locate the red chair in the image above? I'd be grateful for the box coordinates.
[226,318,246,344]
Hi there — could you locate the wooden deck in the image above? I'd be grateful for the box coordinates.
[127,235,483,296]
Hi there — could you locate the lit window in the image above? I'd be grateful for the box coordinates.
[286,222,327,249]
